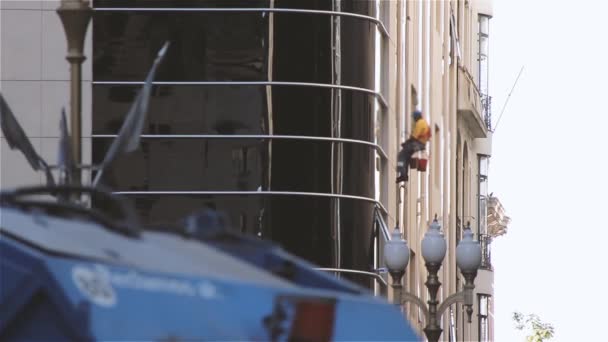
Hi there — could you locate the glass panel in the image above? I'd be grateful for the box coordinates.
[478,155,489,236]
[479,36,489,57]
[92,0,379,289]
[93,0,377,18]
[111,194,375,286]
[479,177,488,197]
[479,15,489,35]
[92,84,374,141]
[478,14,490,95]
[479,156,489,176]
[92,138,374,197]
[480,317,488,341]
[93,0,272,8]
[479,295,488,315]
[93,12,376,89]
[478,195,487,235]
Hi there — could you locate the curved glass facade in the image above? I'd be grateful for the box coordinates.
[92,0,381,286]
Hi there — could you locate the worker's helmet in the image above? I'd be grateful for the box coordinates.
[413,110,422,120]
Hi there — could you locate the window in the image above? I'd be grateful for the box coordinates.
[478,294,490,342]
[91,1,382,291]
[462,143,468,229]
[478,15,490,95]
[477,155,489,236]
[478,155,493,269]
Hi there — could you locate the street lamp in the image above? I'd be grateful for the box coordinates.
[57,0,92,186]
[384,219,481,342]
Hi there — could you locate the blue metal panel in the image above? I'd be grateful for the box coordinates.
[1,233,420,340]
[1,195,419,341]
[333,299,421,341]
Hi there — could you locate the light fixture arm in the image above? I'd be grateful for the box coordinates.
[435,291,465,322]
[400,291,430,323]
[434,272,477,324]
[397,272,477,331]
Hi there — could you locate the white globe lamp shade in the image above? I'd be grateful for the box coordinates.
[456,227,482,273]
[384,228,410,272]
[421,220,447,264]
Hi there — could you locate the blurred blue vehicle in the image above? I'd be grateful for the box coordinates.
[0,186,420,341]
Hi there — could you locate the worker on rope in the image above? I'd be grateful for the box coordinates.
[396,110,431,183]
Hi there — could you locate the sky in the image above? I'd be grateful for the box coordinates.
[490,0,608,341]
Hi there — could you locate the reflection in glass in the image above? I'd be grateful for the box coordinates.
[92,1,377,287]
[93,85,374,141]
[119,193,375,287]
[93,138,374,197]
[93,12,374,89]
[93,0,376,17]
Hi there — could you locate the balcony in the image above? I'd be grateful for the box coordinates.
[457,67,488,138]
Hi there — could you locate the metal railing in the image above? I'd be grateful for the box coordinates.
[481,94,492,132]
[113,190,388,215]
[479,233,492,270]
[93,7,390,39]
[92,133,388,160]
[373,204,391,243]
[93,81,387,108]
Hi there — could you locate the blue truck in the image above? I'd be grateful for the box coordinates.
[0,186,420,341]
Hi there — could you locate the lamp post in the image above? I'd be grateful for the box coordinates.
[384,220,481,342]
[57,0,92,186]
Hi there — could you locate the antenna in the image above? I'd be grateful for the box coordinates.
[493,66,524,132]
[92,41,170,187]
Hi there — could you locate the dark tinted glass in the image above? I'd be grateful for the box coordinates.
[120,193,374,284]
[92,138,374,197]
[92,0,377,285]
[93,12,374,89]
[94,0,276,9]
[93,0,375,18]
[93,84,374,141]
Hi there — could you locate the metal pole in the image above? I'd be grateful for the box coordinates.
[493,66,524,132]
[389,271,405,306]
[68,57,83,185]
[57,0,92,186]
[462,270,477,323]
[424,262,443,342]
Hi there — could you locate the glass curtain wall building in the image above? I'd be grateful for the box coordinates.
[91,0,387,287]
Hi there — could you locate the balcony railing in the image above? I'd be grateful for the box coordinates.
[479,233,492,270]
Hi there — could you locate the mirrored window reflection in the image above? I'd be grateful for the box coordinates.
[93,12,374,89]
[93,11,267,82]
[93,85,267,135]
[93,0,271,8]
[92,85,374,142]
[92,138,374,197]
[119,193,374,285]
[93,0,375,18]
[91,1,379,287]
